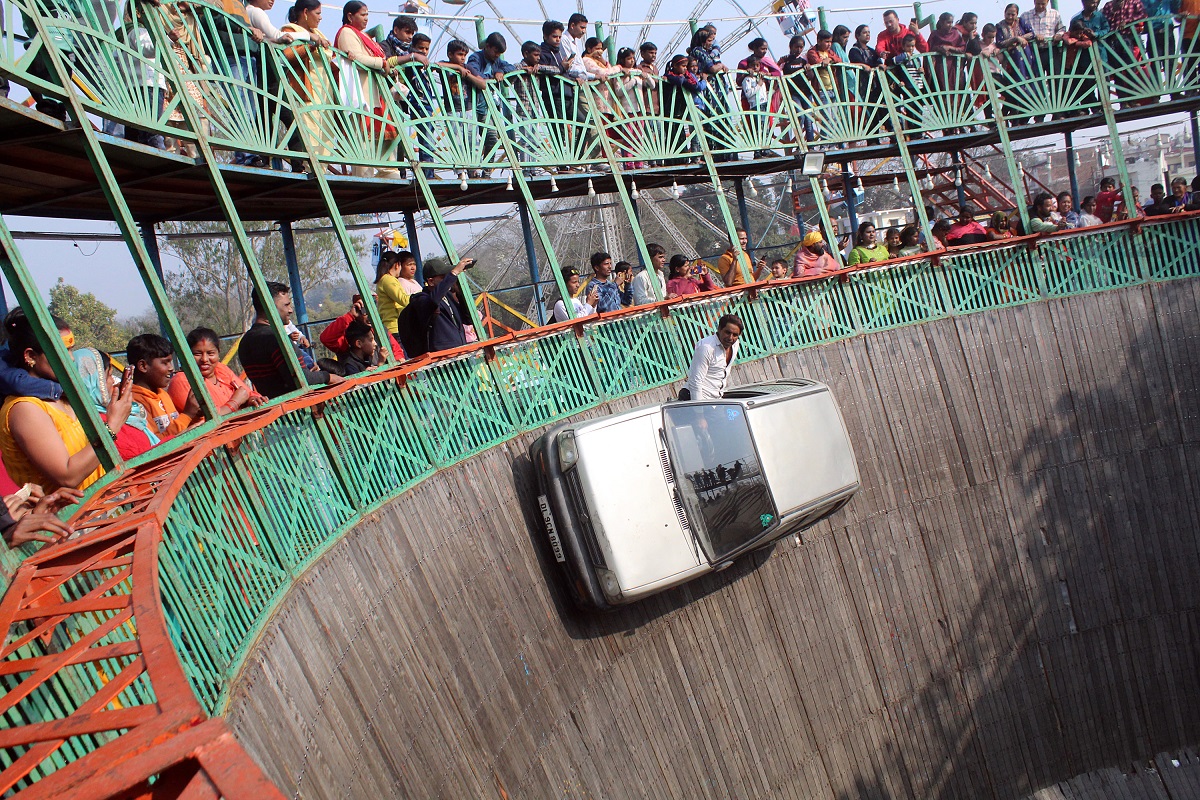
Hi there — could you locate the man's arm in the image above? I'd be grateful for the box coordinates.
[0,358,62,402]
[318,310,356,354]
[685,338,713,399]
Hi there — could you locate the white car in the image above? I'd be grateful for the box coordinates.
[531,379,860,609]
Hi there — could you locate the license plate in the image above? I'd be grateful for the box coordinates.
[538,494,566,563]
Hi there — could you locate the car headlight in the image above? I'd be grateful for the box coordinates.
[596,567,623,601]
[556,430,578,470]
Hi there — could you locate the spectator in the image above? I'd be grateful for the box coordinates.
[768,259,790,280]
[1022,0,1066,46]
[440,39,487,120]
[639,41,659,73]
[395,256,476,356]
[666,255,718,297]
[1029,192,1068,232]
[1078,195,1104,226]
[780,35,816,142]
[562,12,588,66]
[793,231,837,276]
[885,226,902,256]
[931,218,953,247]
[877,9,928,63]
[683,314,743,401]
[806,30,842,106]
[946,209,990,243]
[76,347,158,459]
[832,25,852,61]
[892,34,928,107]
[847,222,892,265]
[374,251,412,346]
[246,0,296,45]
[585,252,626,312]
[1165,177,1194,213]
[719,229,767,286]
[988,211,1015,238]
[928,12,967,94]
[1,484,80,548]
[897,224,923,254]
[382,15,424,63]
[334,320,379,375]
[337,2,406,71]
[738,37,782,74]
[466,33,516,177]
[0,318,69,403]
[170,327,266,418]
[0,309,129,492]
[613,262,635,306]
[996,3,1035,82]
[320,294,403,361]
[127,334,197,438]
[957,13,982,51]
[1144,183,1168,215]
[664,53,709,127]
[1070,0,1111,40]
[1057,192,1082,226]
[552,267,599,322]
[1095,177,1121,222]
[241,281,343,398]
[689,26,726,75]
[850,24,884,67]
[631,243,668,304]
[1102,0,1148,103]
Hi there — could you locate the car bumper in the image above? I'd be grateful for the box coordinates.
[530,430,614,611]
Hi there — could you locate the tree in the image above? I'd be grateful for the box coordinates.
[48,279,132,352]
[156,220,367,336]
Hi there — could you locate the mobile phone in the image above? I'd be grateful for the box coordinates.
[463,258,477,270]
[121,366,134,389]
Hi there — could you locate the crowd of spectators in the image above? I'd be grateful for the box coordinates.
[13,0,1192,168]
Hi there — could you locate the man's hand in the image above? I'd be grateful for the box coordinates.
[586,286,600,308]
[2,487,83,547]
[250,29,265,43]
[327,374,346,385]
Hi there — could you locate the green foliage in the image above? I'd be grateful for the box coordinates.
[156,220,367,336]
[48,278,133,352]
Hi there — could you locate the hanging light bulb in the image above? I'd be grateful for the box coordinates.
[630,181,641,200]
[984,164,992,181]
[954,168,963,187]
[459,171,468,191]
[748,180,758,197]
[892,176,901,194]
[550,176,559,192]
[505,174,513,191]
[786,176,794,194]
[672,180,682,197]
[587,178,596,197]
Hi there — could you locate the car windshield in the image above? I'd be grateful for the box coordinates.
[663,403,777,562]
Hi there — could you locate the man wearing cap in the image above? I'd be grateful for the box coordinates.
[682,314,743,401]
[551,267,600,323]
[793,230,837,277]
[396,255,475,356]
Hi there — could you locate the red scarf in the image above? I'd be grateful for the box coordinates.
[337,24,386,59]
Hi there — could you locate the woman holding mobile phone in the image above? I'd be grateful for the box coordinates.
[0,310,134,491]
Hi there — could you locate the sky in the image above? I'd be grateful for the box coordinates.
[3,0,1195,319]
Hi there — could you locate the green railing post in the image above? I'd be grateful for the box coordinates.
[877,75,934,251]
[980,63,1033,233]
[475,16,487,48]
[403,210,423,282]
[0,216,121,469]
[280,221,308,326]
[682,89,755,284]
[518,201,548,324]
[22,5,220,424]
[817,7,829,31]
[1064,131,1081,207]
[1089,45,1138,220]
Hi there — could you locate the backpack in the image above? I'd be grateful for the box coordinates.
[395,292,435,358]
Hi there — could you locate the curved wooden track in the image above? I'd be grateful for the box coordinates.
[223,279,1200,799]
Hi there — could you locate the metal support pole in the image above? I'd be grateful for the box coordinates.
[474,16,487,48]
[842,163,859,235]
[518,201,546,325]
[279,221,308,325]
[980,64,1032,233]
[1090,46,1137,219]
[1065,131,1081,207]
[817,6,829,31]
[0,279,8,318]
[808,175,845,267]
[0,216,121,469]
[1191,110,1200,176]
[25,8,219,422]
[953,152,969,211]
[735,179,752,242]
[403,209,423,284]
[138,222,170,339]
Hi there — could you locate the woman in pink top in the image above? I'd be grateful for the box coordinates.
[665,255,718,297]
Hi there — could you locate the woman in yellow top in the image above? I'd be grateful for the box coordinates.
[374,251,412,335]
[0,310,133,492]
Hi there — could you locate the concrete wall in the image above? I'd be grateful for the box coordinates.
[224,279,1200,799]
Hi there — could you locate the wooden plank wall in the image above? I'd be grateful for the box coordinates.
[223,280,1200,800]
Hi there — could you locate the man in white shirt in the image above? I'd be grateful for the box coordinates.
[551,267,600,323]
[562,13,589,69]
[630,243,668,305]
[683,314,743,400]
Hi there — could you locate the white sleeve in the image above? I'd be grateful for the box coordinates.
[552,299,569,322]
[247,5,287,42]
[685,339,709,399]
[631,271,655,305]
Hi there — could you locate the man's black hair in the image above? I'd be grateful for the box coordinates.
[639,41,657,53]
[590,251,611,268]
[568,12,588,26]
[126,333,173,367]
[412,32,431,46]
[717,314,744,332]
[345,319,373,348]
[484,32,507,52]
[646,242,666,257]
[543,19,564,38]
[252,281,290,317]
[446,39,470,56]
[521,39,540,55]
[394,15,417,32]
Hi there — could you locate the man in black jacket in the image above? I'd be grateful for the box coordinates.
[396,257,475,357]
